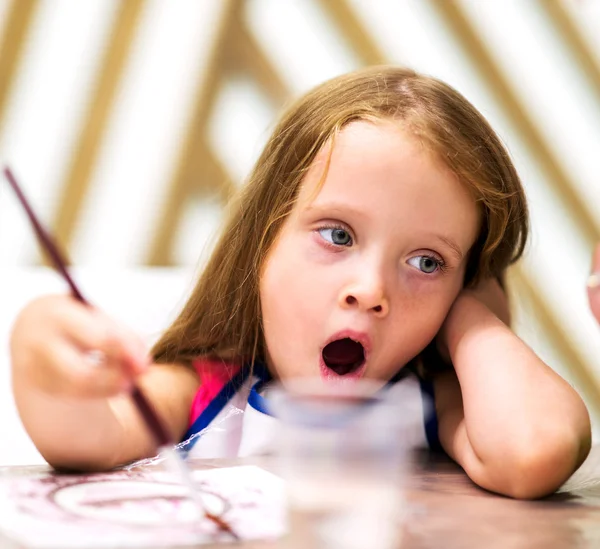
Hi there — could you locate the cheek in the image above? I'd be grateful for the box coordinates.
[405,307,445,348]
[261,267,322,335]
[259,262,286,373]
[260,257,323,378]
[391,282,462,355]
[261,245,303,318]
[260,233,334,322]
[260,245,316,345]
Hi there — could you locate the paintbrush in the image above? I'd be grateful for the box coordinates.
[3,166,238,540]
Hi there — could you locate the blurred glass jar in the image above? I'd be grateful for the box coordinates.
[268,378,414,549]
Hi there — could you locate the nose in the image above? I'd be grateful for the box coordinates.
[339,268,390,318]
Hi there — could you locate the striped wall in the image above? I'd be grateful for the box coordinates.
[1,0,600,431]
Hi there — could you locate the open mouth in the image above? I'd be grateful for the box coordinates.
[322,338,366,376]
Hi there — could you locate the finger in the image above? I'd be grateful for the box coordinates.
[587,286,600,325]
[587,243,600,323]
[41,342,132,398]
[92,317,150,377]
[22,296,149,380]
[57,307,149,376]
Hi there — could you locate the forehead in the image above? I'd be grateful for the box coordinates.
[302,119,448,191]
[295,120,480,246]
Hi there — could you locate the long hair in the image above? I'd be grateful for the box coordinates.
[152,65,528,368]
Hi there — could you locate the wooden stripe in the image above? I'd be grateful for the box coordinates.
[192,140,234,202]
[52,0,145,255]
[225,9,290,107]
[0,0,38,131]
[317,0,387,65]
[146,146,232,268]
[147,0,238,266]
[542,0,600,102]
[147,141,232,265]
[430,0,600,245]
[509,266,600,418]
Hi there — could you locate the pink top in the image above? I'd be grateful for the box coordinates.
[188,359,242,427]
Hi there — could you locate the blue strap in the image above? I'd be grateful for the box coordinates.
[418,378,443,452]
[247,361,272,415]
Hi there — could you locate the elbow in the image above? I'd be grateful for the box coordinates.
[33,426,137,472]
[492,428,592,500]
[40,446,125,473]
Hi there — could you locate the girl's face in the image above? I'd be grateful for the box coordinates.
[259,120,480,382]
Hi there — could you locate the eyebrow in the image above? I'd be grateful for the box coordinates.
[304,203,368,220]
[431,235,464,262]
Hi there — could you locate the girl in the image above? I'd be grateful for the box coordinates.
[10,66,591,499]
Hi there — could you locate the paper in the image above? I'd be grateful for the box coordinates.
[0,465,285,547]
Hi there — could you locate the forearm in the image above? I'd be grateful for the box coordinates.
[446,295,591,497]
[13,373,154,471]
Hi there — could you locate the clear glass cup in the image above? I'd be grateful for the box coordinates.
[269,378,413,549]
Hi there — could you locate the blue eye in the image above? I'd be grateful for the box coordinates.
[408,255,442,274]
[319,227,353,246]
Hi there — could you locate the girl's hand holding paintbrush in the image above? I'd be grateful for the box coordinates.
[9,293,199,471]
[4,168,200,473]
[12,296,149,398]
[10,296,233,534]
[10,293,200,471]
[11,295,148,398]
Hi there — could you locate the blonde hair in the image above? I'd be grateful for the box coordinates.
[152,65,528,368]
